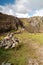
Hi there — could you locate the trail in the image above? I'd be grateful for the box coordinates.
[27,40,43,65]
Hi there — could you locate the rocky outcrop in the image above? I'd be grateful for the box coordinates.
[0,32,19,49]
[20,16,43,33]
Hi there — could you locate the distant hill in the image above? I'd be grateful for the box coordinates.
[0,12,24,33]
[20,16,43,33]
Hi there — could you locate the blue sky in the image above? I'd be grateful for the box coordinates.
[0,0,15,5]
[0,0,43,18]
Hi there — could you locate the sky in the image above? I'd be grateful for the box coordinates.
[0,0,43,18]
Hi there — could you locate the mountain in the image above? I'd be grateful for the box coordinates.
[0,12,24,33]
[20,16,43,33]
[0,12,43,33]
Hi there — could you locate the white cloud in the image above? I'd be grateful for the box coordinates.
[15,13,30,18]
[0,5,15,15]
[13,0,43,13]
[14,0,31,13]
[33,9,43,16]
[0,0,43,18]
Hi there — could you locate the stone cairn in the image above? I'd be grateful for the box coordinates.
[0,32,19,49]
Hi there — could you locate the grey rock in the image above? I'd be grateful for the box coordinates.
[2,62,12,65]
[0,32,19,49]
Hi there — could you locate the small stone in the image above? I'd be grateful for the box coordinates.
[2,62,12,65]
[5,46,9,49]
[11,43,15,48]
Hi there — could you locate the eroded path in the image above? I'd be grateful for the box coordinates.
[27,40,43,65]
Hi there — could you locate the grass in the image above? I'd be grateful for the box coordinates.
[0,43,28,65]
[0,31,43,65]
[15,31,43,44]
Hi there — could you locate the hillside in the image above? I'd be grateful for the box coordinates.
[0,13,43,33]
[20,16,43,33]
[0,12,24,33]
[0,13,43,65]
[0,31,43,65]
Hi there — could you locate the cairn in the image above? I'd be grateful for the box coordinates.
[0,32,19,49]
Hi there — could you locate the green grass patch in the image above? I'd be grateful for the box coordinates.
[0,31,43,65]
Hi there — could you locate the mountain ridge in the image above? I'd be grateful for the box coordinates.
[20,16,43,33]
[0,12,24,33]
[0,12,43,33]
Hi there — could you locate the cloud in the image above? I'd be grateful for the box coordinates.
[0,5,15,15]
[33,9,43,16]
[13,0,31,13]
[13,0,43,13]
[0,0,43,17]
[15,13,30,18]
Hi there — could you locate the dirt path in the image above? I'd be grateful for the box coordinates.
[27,40,43,65]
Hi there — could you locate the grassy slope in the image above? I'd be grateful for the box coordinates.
[0,31,43,65]
[0,17,43,65]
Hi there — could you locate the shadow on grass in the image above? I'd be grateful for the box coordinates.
[0,49,10,65]
[0,42,24,65]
